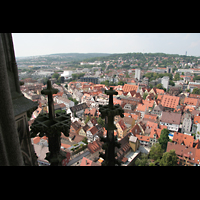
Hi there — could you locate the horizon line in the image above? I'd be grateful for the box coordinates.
[16,51,200,59]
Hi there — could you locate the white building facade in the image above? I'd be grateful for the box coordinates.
[161,76,169,90]
[135,69,141,81]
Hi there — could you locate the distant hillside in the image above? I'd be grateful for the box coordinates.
[16,52,200,67]
[16,53,111,66]
[49,53,111,57]
[16,53,111,62]
[83,52,199,63]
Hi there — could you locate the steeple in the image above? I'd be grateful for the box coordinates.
[99,87,124,166]
[30,80,71,166]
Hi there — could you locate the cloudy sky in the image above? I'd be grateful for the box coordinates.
[12,33,200,58]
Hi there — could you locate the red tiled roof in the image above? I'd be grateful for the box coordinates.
[172,132,194,147]
[193,116,200,124]
[166,142,196,164]
[88,126,98,135]
[80,157,93,166]
[80,157,100,166]
[156,88,165,95]
[157,94,163,101]
[113,98,122,105]
[146,121,158,129]
[124,113,131,117]
[61,143,71,149]
[136,104,148,112]
[33,137,40,144]
[143,99,154,108]
[189,94,200,99]
[160,95,180,109]
[58,103,66,108]
[53,91,63,97]
[149,128,161,139]
[121,157,128,163]
[144,114,157,121]
[136,134,150,142]
[195,149,200,164]
[84,108,90,114]
[131,114,139,120]
[87,140,102,154]
[90,108,97,116]
[184,97,200,107]
[123,84,138,93]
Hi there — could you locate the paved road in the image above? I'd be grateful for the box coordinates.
[67,151,91,166]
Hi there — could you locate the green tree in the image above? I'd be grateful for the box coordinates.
[159,150,177,166]
[193,75,200,82]
[97,117,105,127]
[158,128,170,151]
[192,88,200,95]
[107,64,114,69]
[72,74,77,80]
[149,162,156,166]
[57,76,62,83]
[149,84,153,89]
[125,72,130,78]
[52,73,60,80]
[149,143,164,162]
[186,89,190,93]
[55,109,66,114]
[85,115,90,124]
[135,153,149,166]
[173,73,181,81]
[117,80,126,86]
[73,99,78,105]
[165,73,173,80]
[122,64,130,69]
[68,97,78,105]
[156,83,163,89]
[42,77,48,85]
[169,80,175,86]
[143,92,148,100]
[82,137,88,145]
[172,67,177,73]
[144,72,153,79]
[102,80,110,86]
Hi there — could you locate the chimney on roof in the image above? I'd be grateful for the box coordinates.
[86,159,88,165]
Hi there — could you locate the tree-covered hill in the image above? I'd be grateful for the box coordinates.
[16,53,111,65]
[83,52,199,63]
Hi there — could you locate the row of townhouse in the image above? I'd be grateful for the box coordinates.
[69,116,103,143]
[130,120,167,148]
